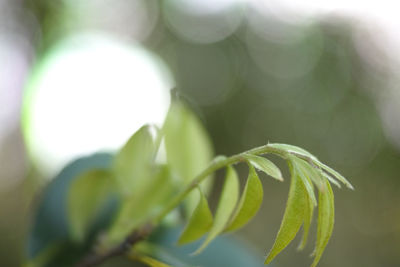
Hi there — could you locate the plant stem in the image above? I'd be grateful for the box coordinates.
[76,224,153,267]
[152,144,288,224]
[76,144,298,266]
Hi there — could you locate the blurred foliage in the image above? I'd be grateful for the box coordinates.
[27,153,115,266]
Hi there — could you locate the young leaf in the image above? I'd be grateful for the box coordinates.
[244,154,283,181]
[290,156,317,206]
[113,125,155,196]
[317,161,354,190]
[68,169,115,242]
[292,155,326,191]
[194,166,239,254]
[320,170,341,189]
[289,156,316,250]
[265,162,307,264]
[107,166,175,245]
[298,189,315,251]
[24,242,66,267]
[311,179,335,267]
[163,102,214,214]
[271,142,353,190]
[267,143,318,160]
[225,165,263,232]
[178,188,213,245]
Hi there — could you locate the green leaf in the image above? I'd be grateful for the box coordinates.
[163,102,214,214]
[178,188,213,245]
[268,143,353,189]
[225,164,263,232]
[244,154,283,181]
[299,164,325,192]
[195,166,239,254]
[265,161,307,264]
[289,156,316,250]
[107,166,175,245]
[311,179,335,267]
[320,170,341,189]
[268,143,318,160]
[317,161,354,190]
[24,242,66,267]
[163,102,213,185]
[68,169,115,242]
[290,156,317,206]
[272,142,353,190]
[298,190,314,251]
[113,125,156,196]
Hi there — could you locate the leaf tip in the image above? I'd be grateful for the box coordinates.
[347,183,355,190]
[191,244,207,256]
[264,254,274,265]
[176,237,186,246]
[297,240,307,251]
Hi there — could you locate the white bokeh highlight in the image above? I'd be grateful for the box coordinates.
[23,33,173,176]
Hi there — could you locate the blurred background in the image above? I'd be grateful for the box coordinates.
[1,0,400,266]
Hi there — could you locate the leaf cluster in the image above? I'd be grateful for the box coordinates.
[31,102,353,267]
[177,144,352,267]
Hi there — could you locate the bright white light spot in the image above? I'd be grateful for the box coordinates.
[23,33,174,176]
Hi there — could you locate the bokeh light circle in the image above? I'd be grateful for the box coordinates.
[163,0,245,44]
[22,33,174,176]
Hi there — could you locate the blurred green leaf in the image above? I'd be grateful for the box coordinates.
[244,154,283,181]
[132,254,172,267]
[163,102,214,214]
[24,242,66,267]
[265,161,307,264]
[225,164,263,232]
[26,153,114,266]
[113,125,156,196]
[195,166,239,254]
[178,188,213,245]
[134,241,195,267]
[311,179,335,267]
[67,169,115,242]
[107,165,175,245]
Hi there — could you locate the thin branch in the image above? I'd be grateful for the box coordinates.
[75,224,153,267]
[151,144,289,224]
[76,144,290,266]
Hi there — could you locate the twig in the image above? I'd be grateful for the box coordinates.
[76,144,291,266]
[151,144,289,224]
[75,224,153,267]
